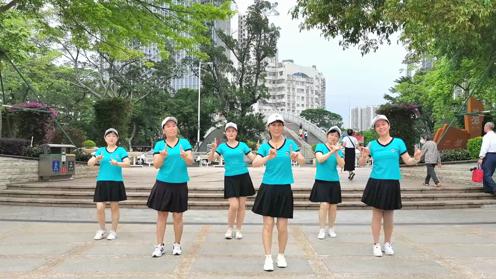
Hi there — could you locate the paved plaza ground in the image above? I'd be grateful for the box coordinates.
[1,164,495,278]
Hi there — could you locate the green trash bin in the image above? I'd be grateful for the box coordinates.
[38,144,76,181]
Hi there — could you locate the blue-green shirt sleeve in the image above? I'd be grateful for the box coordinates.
[180,138,192,151]
[216,143,224,155]
[94,148,102,157]
[242,142,251,155]
[315,143,324,154]
[367,141,373,157]
[337,149,344,158]
[289,139,300,152]
[119,147,129,160]
[153,141,163,155]
[398,138,407,155]
[257,143,268,157]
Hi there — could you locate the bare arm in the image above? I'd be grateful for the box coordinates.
[180,150,194,166]
[246,152,256,161]
[315,152,332,163]
[88,155,102,167]
[358,147,370,167]
[153,150,167,169]
[401,148,422,165]
[207,142,219,162]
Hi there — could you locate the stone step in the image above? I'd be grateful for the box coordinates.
[0,189,493,202]
[0,197,495,210]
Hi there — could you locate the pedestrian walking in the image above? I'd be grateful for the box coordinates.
[359,115,421,257]
[478,122,496,195]
[309,126,345,239]
[421,135,442,187]
[342,129,359,180]
[251,113,305,272]
[208,122,256,240]
[147,117,194,258]
[88,128,130,241]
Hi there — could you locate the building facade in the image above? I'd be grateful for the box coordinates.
[255,57,326,115]
[350,106,378,131]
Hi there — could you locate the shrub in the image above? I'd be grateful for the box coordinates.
[83,139,96,149]
[467,136,482,159]
[0,138,30,155]
[51,127,87,147]
[75,149,92,162]
[440,149,471,162]
[22,146,43,158]
[8,101,58,144]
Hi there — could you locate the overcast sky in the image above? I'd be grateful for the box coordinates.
[235,0,408,127]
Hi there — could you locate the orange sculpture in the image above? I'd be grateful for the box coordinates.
[434,97,484,150]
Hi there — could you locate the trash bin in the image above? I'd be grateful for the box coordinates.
[38,144,76,181]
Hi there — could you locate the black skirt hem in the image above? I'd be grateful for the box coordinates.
[93,181,127,202]
[361,178,402,210]
[224,172,255,199]
[147,180,188,213]
[252,184,293,218]
[309,180,342,204]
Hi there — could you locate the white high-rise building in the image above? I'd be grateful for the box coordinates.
[350,106,378,131]
[255,56,326,115]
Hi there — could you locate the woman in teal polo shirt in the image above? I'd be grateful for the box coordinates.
[147,116,193,258]
[209,122,256,240]
[310,126,345,240]
[252,113,305,272]
[359,115,421,257]
[88,128,130,241]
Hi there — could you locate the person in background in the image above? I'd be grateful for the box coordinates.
[478,122,496,195]
[421,134,442,187]
[342,129,359,180]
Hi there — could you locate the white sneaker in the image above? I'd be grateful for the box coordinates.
[93,229,106,240]
[263,255,274,271]
[328,228,337,238]
[106,230,117,240]
[276,254,287,268]
[383,242,394,255]
[224,228,233,239]
[317,228,326,239]
[373,243,383,257]
[152,244,165,257]
[235,230,243,239]
[172,243,182,255]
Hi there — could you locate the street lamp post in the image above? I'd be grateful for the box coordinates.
[197,61,213,149]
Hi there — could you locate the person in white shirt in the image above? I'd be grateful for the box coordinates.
[478,122,496,194]
[342,129,359,180]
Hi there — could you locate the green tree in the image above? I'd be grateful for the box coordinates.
[300,108,343,129]
[292,0,496,109]
[376,104,419,154]
[1,1,232,62]
[202,0,280,142]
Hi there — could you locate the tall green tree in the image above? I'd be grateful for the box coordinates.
[300,108,343,129]
[202,0,280,142]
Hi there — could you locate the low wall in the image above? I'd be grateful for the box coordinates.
[0,156,97,189]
